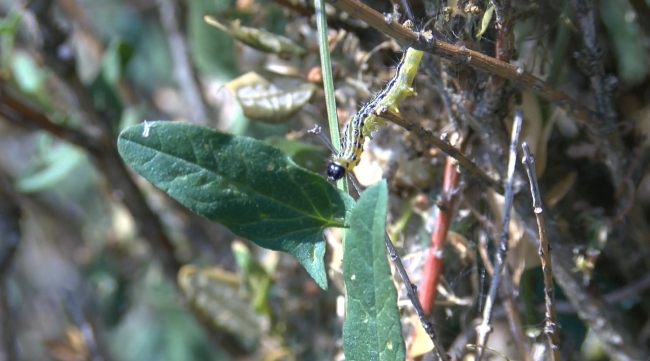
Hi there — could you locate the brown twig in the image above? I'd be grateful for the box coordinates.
[522,142,561,361]
[325,0,599,125]
[475,108,522,360]
[375,107,504,194]
[512,193,647,360]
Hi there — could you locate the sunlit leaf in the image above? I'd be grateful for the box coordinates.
[11,51,48,94]
[118,121,354,289]
[43,326,88,361]
[343,180,405,361]
[224,72,316,124]
[204,16,306,57]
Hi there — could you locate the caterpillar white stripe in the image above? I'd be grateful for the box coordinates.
[327,48,423,181]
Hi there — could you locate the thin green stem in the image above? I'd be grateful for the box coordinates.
[313,0,346,191]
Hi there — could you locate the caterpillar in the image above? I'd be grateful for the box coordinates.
[327,47,424,181]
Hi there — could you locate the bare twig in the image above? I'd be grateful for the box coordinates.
[521,142,561,360]
[475,108,522,359]
[512,196,647,360]
[157,0,212,125]
[375,107,504,194]
[384,231,449,361]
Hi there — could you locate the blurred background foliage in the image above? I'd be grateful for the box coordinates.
[0,0,334,360]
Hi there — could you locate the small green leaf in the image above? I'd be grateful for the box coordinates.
[343,180,405,361]
[117,121,353,289]
[600,0,648,85]
[102,38,135,84]
[476,3,494,39]
[0,11,20,33]
[0,10,21,73]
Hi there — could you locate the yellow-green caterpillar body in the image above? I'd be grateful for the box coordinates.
[327,48,423,181]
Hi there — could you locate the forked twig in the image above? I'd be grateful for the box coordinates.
[522,142,561,361]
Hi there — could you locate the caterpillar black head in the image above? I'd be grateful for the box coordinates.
[326,162,347,181]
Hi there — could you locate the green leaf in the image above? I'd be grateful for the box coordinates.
[16,142,86,193]
[600,0,648,85]
[102,38,135,84]
[343,180,405,361]
[476,3,494,39]
[117,121,353,289]
[265,136,329,173]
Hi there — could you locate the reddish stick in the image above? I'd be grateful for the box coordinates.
[419,153,462,315]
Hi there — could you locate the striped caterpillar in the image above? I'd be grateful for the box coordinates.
[327,47,424,181]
